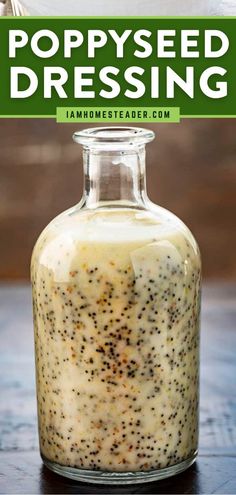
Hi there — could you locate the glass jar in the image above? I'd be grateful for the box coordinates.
[31,127,201,484]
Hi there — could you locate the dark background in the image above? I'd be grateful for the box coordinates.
[0,118,235,280]
[0,119,236,493]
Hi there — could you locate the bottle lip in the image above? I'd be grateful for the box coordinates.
[73,126,155,148]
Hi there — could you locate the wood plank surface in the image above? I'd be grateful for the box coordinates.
[0,283,236,494]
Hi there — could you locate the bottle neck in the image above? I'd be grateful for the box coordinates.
[82,146,148,208]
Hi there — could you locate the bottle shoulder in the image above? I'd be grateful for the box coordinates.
[146,200,200,256]
[31,202,201,279]
[31,204,78,274]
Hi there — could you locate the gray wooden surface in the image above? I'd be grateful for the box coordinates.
[0,283,236,494]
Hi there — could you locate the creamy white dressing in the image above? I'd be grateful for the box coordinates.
[32,208,201,472]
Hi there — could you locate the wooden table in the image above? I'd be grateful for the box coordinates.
[0,283,236,494]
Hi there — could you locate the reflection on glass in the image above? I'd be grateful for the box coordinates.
[31,127,201,483]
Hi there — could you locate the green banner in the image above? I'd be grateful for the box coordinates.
[0,17,236,119]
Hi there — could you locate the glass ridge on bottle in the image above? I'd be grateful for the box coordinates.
[31,127,201,484]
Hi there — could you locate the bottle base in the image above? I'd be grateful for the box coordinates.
[42,450,197,485]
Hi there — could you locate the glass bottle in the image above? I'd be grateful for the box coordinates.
[31,127,201,484]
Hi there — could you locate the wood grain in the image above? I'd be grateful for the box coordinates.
[0,283,236,493]
[1,452,236,494]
